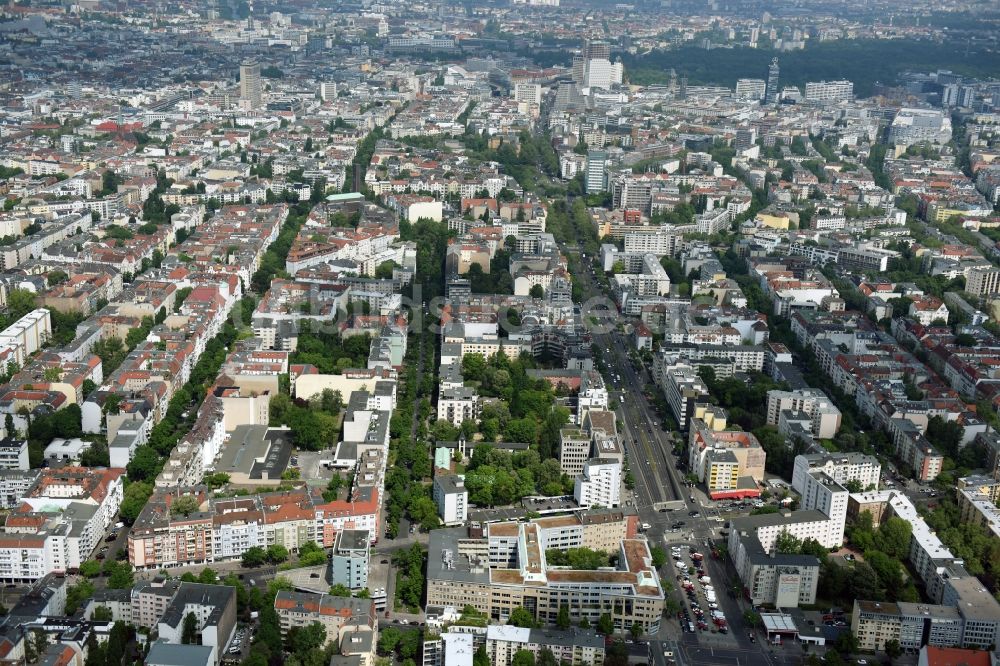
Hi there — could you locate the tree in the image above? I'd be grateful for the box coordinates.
[198,568,218,584]
[875,516,912,559]
[774,529,802,554]
[511,651,535,666]
[650,546,667,568]
[529,284,544,299]
[473,645,490,666]
[80,559,102,578]
[120,481,153,524]
[107,561,134,589]
[266,544,289,563]
[556,604,571,630]
[126,445,160,481]
[329,584,352,597]
[884,639,902,659]
[597,613,614,635]
[242,546,267,568]
[92,606,113,621]
[377,627,401,655]
[508,606,536,628]
[183,611,199,644]
[171,494,201,517]
[630,623,643,640]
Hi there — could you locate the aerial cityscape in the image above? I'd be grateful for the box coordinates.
[1,0,1000,665]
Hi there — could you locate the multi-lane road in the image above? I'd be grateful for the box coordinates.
[567,245,807,666]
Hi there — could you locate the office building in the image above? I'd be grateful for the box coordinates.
[559,428,592,477]
[514,84,542,105]
[425,511,661,634]
[240,60,263,109]
[735,79,766,101]
[574,459,622,508]
[585,151,607,193]
[804,80,854,103]
[888,108,953,147]
[765,58,780,104]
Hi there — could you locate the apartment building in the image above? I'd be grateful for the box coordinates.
[957,476,1000,540]
[331,529,370,591]
[486,626,605,666]
[798,472,849,548]
[966,266,1000,297]
[661,363,709,431]
[0,309,51,366]
[129,486,380,569]
[765,389,842,439]
[852,589,1000,653]
[274,591,377,645]
[437,387,480,428]
[728,512,825,607]
[0,439,29,471]
[791,452,881,495]
[157,583,237,665]
[688,409,766,499]
[887,418,945,482]
[433,475,468,526]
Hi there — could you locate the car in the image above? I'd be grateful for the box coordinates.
[689,510,700,517]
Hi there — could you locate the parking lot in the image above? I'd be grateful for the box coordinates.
[295,451,337,487]
[225,623,253,658]
[671,544,740,647]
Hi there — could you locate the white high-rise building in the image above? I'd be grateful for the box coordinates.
[735,78,766,100]
[574,459,621,508]
[791,452,881,495]
[514,83,542,105]
[804,80,854,103]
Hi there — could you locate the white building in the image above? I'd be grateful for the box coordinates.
[574,459,622,508]
[735,79,766,100]
[888,108,953,147]
[799,472,849,548]
[514,84,542,105]
[804,80,854,103]
[437,387,480,428]
[0,309,52,366]
[433,474,468,526]
[791,452,881,495]
[0,439,30,471]
[765,388,842,439]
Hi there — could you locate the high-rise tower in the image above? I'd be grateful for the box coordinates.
[765,57,780,104]
[240,60,263,109]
